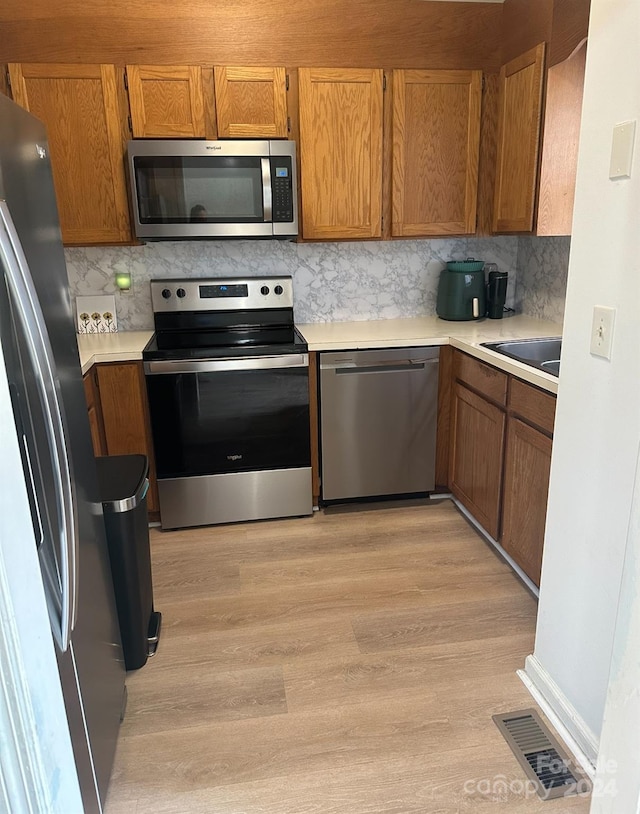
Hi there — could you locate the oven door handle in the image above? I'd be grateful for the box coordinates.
[144,354,309,375]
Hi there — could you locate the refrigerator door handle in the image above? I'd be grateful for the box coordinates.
[0,200,78,651]
[19,429,46,550]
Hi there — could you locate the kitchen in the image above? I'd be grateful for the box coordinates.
[0,0,639,812]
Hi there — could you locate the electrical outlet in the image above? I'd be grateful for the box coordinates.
[590,306,616,359]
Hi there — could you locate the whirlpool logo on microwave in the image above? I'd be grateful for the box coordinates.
[206,145,223,150]
[227,454,243,461]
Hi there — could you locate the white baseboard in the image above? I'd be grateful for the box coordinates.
[519,654,599,778]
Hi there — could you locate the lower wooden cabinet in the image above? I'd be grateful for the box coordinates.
[449,381,506,539]
[83,362,159,515]
[501,417,552,585]
[446,349,556,587]
[83,367,107,456]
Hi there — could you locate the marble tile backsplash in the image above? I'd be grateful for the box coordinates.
[65,238,519,330]
[515,236,571,324]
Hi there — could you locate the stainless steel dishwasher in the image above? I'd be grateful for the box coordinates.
[319,347,440,501]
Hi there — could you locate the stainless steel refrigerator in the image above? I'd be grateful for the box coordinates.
[0,94,125,812]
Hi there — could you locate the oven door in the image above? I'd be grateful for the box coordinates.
[144,354,311,480]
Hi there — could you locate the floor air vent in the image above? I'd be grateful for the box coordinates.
[493,709,590,800]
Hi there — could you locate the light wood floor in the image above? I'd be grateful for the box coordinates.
[105,499,590,813]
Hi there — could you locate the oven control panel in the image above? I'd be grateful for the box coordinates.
[151,276,294,312]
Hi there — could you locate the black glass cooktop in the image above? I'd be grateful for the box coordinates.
[143,326,308,361]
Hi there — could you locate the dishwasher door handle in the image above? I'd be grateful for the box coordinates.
[332,358,438,375]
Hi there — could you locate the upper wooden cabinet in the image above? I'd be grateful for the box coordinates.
[536,41,586,236]
[392,70,482,236]
[299,68,383,240]
[214,66,288,138]
[126,65,206,138]
[8,63,131,245]
[492,42,546,233]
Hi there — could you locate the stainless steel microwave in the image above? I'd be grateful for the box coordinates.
[127,139,298,240]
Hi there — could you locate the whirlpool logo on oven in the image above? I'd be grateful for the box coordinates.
[227,454,243,461]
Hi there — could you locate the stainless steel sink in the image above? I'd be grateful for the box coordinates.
[481,337,562,376]
[540,359,560,376]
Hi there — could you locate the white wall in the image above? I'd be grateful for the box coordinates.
[526,0,640,763]
[590,447,640,811]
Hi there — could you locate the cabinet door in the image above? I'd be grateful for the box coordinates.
[8,64,131,245]
[299,68,383,240]
[83,369,107,457]
[214,66,288,138]
[449,382,506,539]
[126,65,206,138]
[95,362,159,514]
[501,417,552,586]
[392,70,482,236]
[536,43,586,236]
[492,43,546,233]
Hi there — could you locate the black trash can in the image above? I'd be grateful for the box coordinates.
[96,454,162,670]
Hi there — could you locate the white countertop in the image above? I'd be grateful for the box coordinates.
[77,331,154,375]
[76,316,562,394]
[297,315,562,394]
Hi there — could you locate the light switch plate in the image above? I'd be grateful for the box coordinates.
[590,305,616,359]
[609,121,636,180]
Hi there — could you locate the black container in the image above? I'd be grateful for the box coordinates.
[96,454,161,670]
[487,270,509,319]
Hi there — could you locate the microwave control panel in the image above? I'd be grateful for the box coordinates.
[271,158,295,223]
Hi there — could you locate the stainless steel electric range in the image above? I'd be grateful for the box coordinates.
[143,276,312,529]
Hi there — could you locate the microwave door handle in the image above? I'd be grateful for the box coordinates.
[261,158,272,222]
[0,200,78,652]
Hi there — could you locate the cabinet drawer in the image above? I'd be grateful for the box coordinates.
[454,351,508,406]
[509,377,556,435]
